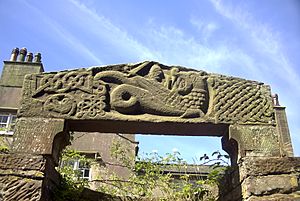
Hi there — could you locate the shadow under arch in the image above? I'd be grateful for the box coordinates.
[222,132,239,166]
[51,129,71,166]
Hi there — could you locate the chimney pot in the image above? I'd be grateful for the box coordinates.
[18,47,27,62]
[26,52,33,62]
[10,47,19,61]
[273,94,280,106]
[33,53,42,63]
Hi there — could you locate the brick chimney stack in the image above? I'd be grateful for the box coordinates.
[0,47,44,88]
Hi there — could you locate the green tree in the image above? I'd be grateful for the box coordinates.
[0,135,10,153]
[55,148,90,201]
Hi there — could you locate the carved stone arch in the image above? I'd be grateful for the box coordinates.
[2,61,296,201]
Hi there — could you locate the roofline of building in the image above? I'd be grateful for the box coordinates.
[3,60,44,72]
[0,107,18,111]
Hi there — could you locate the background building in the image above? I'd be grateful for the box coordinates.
[0,48,43,147]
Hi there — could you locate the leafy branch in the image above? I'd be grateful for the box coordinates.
[56,140,230,201]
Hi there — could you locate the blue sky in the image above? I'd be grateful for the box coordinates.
[0,0,299,162]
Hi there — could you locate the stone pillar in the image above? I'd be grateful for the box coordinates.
[2,117,70,201]
[220,124,284,201]
[12,117,68,163]
[223,124,281,164]
[218,157,300,201]
[274,106,294,157]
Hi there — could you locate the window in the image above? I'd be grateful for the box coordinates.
[0,113,16,135]
[0,115,9,128]
[61,159,91,180]
[78,160,90,179]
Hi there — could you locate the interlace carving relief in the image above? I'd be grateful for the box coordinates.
[21,61,274,124]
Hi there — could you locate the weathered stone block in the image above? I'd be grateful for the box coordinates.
[12,117,66,156]
[18,61,275,125]
[0,153,45,171]
[242,174,299,198]
[0,153,60,201]
[0,153,46,201]
[229,125,281,160]
[246,193,300,201]
[239,157,300,181]
[0,176,42,201]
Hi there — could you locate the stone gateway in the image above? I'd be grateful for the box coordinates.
[0,61,299,201]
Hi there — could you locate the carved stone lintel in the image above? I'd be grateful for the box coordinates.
[18,61,275,125]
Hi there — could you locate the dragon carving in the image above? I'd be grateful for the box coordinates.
[94,62,208,118]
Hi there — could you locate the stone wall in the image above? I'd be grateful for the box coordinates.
[0,153,58,201]
[219,157,300,201]
[0,153,130,201]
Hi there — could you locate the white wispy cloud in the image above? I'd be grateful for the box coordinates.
[45,22,103,65]
[209,0,300,92]
[190,17,219,42]
[67,0,159,61]
[63,0,264,81]
[209,0,300,155]
[144,24,229,69]
[209,0,279,53]
[23,0,103,65]
[65,0,258,79]
[141,23,265,81]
